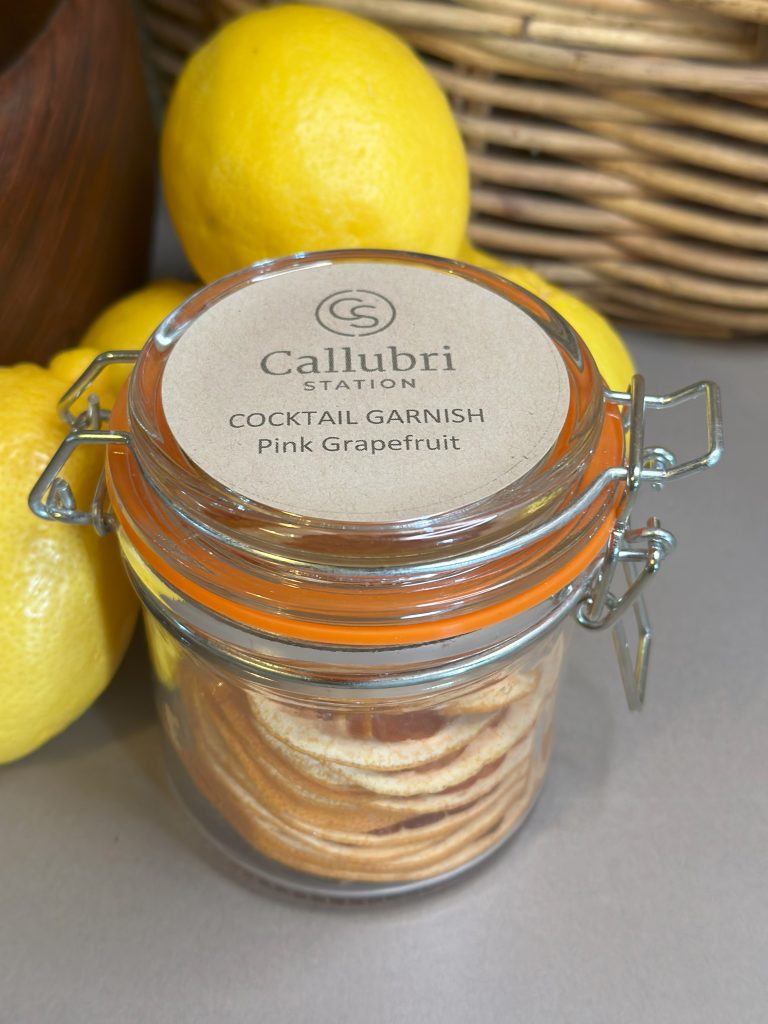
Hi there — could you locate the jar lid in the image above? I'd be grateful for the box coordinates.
[105,250,625,644]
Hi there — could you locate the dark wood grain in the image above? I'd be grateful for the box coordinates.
[0,0,156,365]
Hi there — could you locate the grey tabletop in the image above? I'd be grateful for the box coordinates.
[3,218,767,1023]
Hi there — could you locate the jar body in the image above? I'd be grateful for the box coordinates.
[95,249,620,897]
[26,250,722,897]
[130,543,576,898]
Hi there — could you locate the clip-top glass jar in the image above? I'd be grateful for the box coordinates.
[30,250,722,898]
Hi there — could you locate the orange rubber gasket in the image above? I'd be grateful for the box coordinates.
[106,395,623,647]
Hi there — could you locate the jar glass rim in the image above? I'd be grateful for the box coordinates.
[106,249,626,641]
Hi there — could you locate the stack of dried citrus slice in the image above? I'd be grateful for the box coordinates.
[163,630,565,883]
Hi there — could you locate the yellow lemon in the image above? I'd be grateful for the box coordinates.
[47,345,121,421]
[459,241,635,392]
[143,613,181,691]
[161,5,469,282]
[79,279,197,395]
[48,345,107,391]
[119,535,181,690]
[0,360,138,763]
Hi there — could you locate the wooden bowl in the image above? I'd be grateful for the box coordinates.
[0,0,156,365]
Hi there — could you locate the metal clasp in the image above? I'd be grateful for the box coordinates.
[576,375,722,710]
[28,351,139,534]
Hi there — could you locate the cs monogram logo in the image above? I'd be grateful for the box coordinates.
[315,290,396,337]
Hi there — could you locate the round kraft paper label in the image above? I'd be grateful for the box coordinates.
[161,261,570,522]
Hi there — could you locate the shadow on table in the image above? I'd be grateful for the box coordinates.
[538,660,615,828]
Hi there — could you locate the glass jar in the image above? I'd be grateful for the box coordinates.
[30,250,722,899]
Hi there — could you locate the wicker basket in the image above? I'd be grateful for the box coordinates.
[141,0,768,337]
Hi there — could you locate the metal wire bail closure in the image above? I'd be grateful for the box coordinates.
[28,353,723,713]
[575,375,722,709]
[27,351,138,534]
